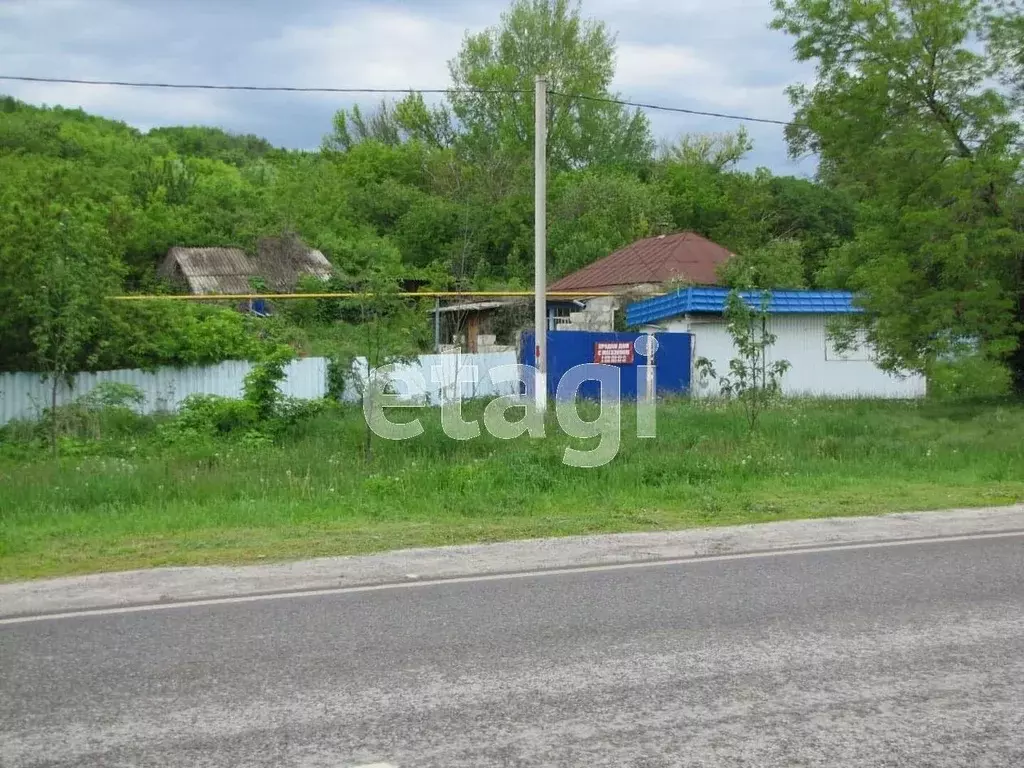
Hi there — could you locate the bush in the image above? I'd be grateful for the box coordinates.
[275,396,333,426]
[164,391,328,445]
[928,357,1011,399]
[175,394,259,434]
[79,382,146,410]
[243,345,294,421]
[39,382,148,442]
[280,274,332,327]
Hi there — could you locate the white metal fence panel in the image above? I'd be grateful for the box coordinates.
[341,351,521,405]
[0,353,521,426]
[0,357,328,426]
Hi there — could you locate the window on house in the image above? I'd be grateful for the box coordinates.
[825,328,873,361]
[550,306,572,328]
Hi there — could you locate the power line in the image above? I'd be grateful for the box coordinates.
[0,74,469,95]
[0,74,797,127]
[559,92,795,127]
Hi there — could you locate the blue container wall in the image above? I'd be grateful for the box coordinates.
[521,330,692,401]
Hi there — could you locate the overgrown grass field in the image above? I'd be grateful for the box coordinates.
[2,398,1023,581]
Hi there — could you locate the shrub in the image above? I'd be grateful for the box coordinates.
[38,382,148,443]
[280,274,331,327]
[239,429,274,450]
[243,345,294,421]
[928,357,1011,399]
[79,382,146,410]
[275,396,332,426]
[175,394,258,434]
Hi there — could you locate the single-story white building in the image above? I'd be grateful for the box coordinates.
[626,287,926,398]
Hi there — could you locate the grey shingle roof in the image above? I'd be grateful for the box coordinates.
[158,237,333,295]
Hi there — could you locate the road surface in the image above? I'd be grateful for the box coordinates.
[2,533,1023,767]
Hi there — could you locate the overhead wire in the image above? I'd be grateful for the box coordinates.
[0,75,517,96]
[0,74,798,127]
[553,91,795,127]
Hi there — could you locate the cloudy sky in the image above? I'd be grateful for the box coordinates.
[0,0,816,174]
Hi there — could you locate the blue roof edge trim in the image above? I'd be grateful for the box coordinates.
[625,287,861,326]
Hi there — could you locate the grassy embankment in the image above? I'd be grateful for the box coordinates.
[1,398,1023,581]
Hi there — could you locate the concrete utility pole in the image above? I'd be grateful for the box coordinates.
[433,297,441,352]
[534,74,548,411]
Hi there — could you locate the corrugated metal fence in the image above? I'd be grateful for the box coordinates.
[344,352,520,405]
[0,358,328,426]
[0,352,521,426]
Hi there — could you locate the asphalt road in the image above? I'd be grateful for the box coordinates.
[2,534,1023,767]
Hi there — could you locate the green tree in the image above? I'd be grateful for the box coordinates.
[448,0,652,169]
[765,175,855,285]
[330,237,430,459]
[694,292,791,432]
[549,170,671,275]
[718,238,808,289]
[394,93,458,148]
[417,144,534,284]
[772,0,1024,390]
[147,125,275,166]
[323,100,406,152]
[22,205,123,449]
[656,128,753,171]
[324,94,458,152]
[657,161,778,256]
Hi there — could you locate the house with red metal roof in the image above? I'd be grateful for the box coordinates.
[547,231,734,331]
[549,231,734,294]
[431,231,735,350]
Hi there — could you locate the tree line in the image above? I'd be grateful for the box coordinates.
[1,0,1021,393]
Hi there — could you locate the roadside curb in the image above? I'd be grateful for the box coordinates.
[2,504,1023,619]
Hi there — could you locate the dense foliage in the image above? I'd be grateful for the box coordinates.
[773,0,1024,391]
[24,0,1008,384]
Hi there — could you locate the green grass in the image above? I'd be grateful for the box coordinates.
[2,398,1024,582]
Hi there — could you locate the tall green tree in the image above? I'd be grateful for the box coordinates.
[773,0,1024,390]
[324,94,458,152]
[656,128,753,171]
[549,171,671,275]
[323,100,406,152]
[20,202,123,446]
[448,0,652,169]
[765,176,855,284]
[717,238,808,289]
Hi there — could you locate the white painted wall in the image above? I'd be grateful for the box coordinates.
[651,314,926,399]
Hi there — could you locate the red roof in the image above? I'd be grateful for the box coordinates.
[549,231,734,292]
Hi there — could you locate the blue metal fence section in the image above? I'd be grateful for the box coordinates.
[521,330,692,401]
[626,287,862,326]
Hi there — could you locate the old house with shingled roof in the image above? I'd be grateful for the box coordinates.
[158,234,333,297]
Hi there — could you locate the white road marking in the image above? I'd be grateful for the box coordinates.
[353,764,397,767]
[1,529,1022,626]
